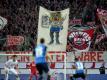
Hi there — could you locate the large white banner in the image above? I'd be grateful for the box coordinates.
[37,6,69,51]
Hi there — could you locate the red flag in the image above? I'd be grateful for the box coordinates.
[7,35,24,46]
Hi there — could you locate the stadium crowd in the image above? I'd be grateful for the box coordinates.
[0,0,107,51]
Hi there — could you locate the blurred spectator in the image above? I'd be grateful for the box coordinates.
[82,1,96,24]
[99,62,105,74]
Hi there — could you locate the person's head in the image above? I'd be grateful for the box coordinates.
[101,62,105,67]
[40,38,45,44]
[12,55,17,61]
[75,57,78,62]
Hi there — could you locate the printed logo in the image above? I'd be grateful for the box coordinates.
[69,31,91,50]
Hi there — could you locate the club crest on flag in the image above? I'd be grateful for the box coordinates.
[68,25,94,52]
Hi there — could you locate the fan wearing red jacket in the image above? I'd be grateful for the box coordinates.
[26,61,38,80]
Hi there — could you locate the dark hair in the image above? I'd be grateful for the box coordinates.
[40,38,45,44]
[12,55,17,58]
[75,57,78,61]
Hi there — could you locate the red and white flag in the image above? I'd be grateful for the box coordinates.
[68,28,94,52]
[7,35,24,46]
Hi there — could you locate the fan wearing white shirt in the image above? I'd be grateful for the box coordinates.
[4,55,20,80]
[70,58,85,80]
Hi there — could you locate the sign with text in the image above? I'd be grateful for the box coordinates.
[7,35,24,46]
[0,51,107,69]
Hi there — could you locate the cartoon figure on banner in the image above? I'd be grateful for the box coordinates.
[42,12,66,45]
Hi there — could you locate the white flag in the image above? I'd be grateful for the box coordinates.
[0,16,7,29]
